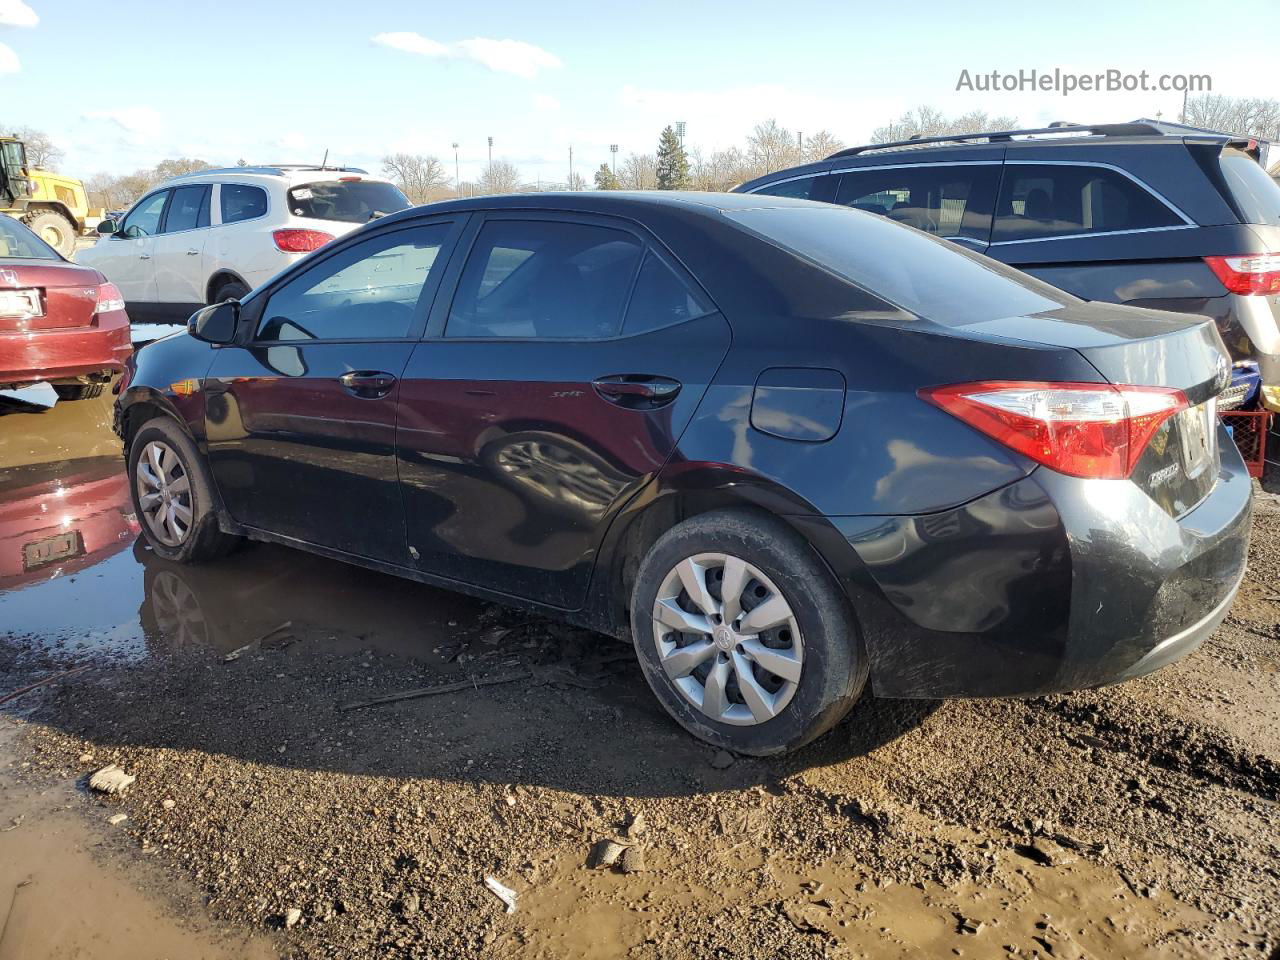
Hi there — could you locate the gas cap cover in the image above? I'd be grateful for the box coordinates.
[750,367,847,442]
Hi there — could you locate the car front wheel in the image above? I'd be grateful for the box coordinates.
[630,509,868,756]
[128,417,240,562]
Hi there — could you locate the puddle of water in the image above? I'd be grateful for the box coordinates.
[0,724,278,960]
[1,395,490,663]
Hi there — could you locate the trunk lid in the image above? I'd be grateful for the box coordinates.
[955,303,1230,516]
[0,260,102,332]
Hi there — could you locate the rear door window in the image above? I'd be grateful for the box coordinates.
[122,191,169,238]
[1217,151,1280,226]
[287,180,410,223]
[993,164,1184,242]
[833,165,999,242]
[220,184,268,224]
[446,220,643,339]
[162,185,211,233]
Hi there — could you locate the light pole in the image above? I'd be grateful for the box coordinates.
[487,136,493,176]
[568,144,574,190]
[610,143,618,174]
[452,142,459,193]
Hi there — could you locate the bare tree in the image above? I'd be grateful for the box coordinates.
[801,130,846,163]
[871,107,1019,144]
[84,172,136,211]
[479,159,522,194]
[1183,95,1280,139]
[620,152,657,190]
[690,147,750,191]
[2,124,63,170]
[381,152,451,204]
[153,157,212,180]
[567,170,587,191]
[747,119,801,174]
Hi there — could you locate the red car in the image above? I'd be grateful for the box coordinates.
[0,215,130,400]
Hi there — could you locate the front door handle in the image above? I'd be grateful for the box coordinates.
[592,374,682,409]
[186,248,200,256]
[339,370,397,399]
[139,253,151,260]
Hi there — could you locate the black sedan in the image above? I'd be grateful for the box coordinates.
[115,192,1251,756]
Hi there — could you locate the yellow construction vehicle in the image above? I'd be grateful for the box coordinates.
[1,135,87,257]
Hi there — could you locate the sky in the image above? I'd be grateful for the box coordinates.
[0,0,1275,187]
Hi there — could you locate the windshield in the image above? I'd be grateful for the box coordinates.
[286,180,410,224]
[0,214,60,260]
[723,205,1070,325]
[1219,150,1280,226]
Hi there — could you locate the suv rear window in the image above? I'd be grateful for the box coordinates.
[724,205,1069,325]
[221,184,267,224]
[1218,151,1280,226]
[994,164,1183,242]
[287,181,410,224]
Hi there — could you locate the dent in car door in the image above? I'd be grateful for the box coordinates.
[397,216,731,608]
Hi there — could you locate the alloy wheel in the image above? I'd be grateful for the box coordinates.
[135,440,194,547]
[651,552,804,726]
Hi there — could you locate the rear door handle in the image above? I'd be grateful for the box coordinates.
[339,370,397,399]
[592,374,681,409]
[186,248,200,256]
[139,253,151,260]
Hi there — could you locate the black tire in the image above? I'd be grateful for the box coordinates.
[127,417,240,563]
[53,381,104,401]
[211,278,249,303]
[21,210,76,256]
[630,508,868,756]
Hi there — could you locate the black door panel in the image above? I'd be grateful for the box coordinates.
[396,313,731,607]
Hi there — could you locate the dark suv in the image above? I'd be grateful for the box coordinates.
[735,122,1280,389]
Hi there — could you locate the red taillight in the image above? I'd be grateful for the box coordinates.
[1204,254,1280,296]
[920,381,1188,479]
[272,228,334,253]
[93,282,125,315]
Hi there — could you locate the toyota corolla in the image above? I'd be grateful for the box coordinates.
[114,192,1251,756]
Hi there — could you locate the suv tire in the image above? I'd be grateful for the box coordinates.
[211,278,249,304]
[630,509,868,756]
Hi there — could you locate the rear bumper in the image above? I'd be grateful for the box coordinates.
[826,429,1253,698]
[0,312,131,387]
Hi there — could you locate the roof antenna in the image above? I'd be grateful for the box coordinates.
[320,148,329,170]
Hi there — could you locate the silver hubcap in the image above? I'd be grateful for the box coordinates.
[135,440,193,547]
[651,553,803,726]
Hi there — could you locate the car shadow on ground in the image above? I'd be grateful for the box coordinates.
[3,536,941,800]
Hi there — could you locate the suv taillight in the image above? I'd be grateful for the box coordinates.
[1204,254,1280,295]
[920,381,1187,479]
[273,229,334,253]
[93,282,125,315]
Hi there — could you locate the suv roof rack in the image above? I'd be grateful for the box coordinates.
[165,164,370,181]
[826,122,1170,160]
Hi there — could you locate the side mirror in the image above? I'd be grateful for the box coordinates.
[188,300,240,345]
[97,219,118,236]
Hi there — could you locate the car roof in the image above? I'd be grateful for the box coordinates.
[159,166,394,188]
[381,190,818,224]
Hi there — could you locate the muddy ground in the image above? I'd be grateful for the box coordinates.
[1,390,1279,960]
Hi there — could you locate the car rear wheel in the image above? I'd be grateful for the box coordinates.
[128,417,240,563]
[630,509,868,756]
[211,279,249,304]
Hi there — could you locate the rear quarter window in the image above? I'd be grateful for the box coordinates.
[724,205,1070,326]
[220,184,268,224]
[994,164,1183,242]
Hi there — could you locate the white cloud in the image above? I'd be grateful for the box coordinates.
[531,93,560,112]
[85,106,164,141]
[371,31,449,57]
[454,38,561,79]
[0,0,37,28]
[0,41,18,74]
[371,31,562,80]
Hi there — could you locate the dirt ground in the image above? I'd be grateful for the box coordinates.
[1,391,1278,960]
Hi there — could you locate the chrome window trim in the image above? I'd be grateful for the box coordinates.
[989,223,1199,246]
[745,160,1002,193]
